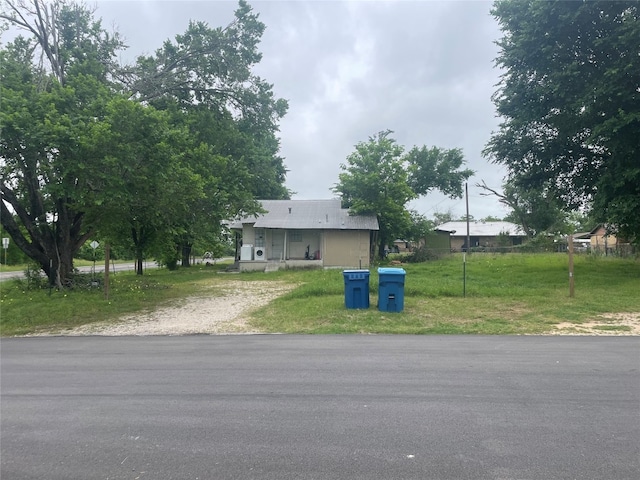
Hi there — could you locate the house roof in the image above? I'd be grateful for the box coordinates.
[436,221,526,237]
[228,199,379,231]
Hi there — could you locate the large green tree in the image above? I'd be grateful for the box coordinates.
[88,98,204,275]
[119,0,289,264]
[476,180,566,237]
[484,0,640,243]
[0,1,124,287]
[1,0,289,283]
[334,131,473,259]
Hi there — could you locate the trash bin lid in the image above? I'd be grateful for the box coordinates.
[377,267,406,275]
[343,270,370,281]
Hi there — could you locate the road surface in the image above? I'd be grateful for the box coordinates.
[1,335,639,479]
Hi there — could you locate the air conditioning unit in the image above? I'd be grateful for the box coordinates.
[240,244,253,261]
[254,246,266,260]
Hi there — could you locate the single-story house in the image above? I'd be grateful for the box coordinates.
[435,221,527,251]
[390,239,411,253]
[227,199,379,272]
[589,224,632,255]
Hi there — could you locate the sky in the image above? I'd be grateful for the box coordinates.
[27,0,513,220]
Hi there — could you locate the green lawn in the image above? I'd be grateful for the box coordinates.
[250,253,640,334]
[1,253,638,336]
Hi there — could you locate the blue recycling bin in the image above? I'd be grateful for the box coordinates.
[343,270,370,309]
[377,267,406,312]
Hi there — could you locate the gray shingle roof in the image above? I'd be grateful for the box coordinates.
[436,221,526,237]
[229,199,379,231]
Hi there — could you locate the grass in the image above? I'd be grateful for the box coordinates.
[1,253,638,336]
[0,264,236,336]
[249,253,640,334]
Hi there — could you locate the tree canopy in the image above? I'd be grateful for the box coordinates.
[333,130,473,259]
[1,0,288,286]
[484,0,640,243]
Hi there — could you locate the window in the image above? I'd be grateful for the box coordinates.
[290,231,302,242]
[255,229,265,247]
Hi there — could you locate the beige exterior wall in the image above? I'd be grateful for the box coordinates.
[285,230,322,259]
[323,230,371,268]
[590,227,618,251]
[242,224,256,246]
[238,226,372,268]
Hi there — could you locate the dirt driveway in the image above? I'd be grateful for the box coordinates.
[60,281,296,336]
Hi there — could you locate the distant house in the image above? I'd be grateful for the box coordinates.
[435,221,527,251]
[588,224,632,255]
[391,239,411,253]
[227,199,379,272]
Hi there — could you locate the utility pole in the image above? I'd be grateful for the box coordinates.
[465,183,470,254]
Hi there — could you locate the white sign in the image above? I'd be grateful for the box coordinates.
[2,238,8,249]
[90,241,99,250]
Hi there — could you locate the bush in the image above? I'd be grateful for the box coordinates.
[404,246,443,263]
[21,263,48,289]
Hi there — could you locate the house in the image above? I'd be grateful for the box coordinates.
[227,199,379,272]
[390,239,411,253]
[588,224,633,255]
[435,221,527,251]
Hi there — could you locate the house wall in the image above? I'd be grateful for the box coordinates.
[242,224,256,246]
[422,232,451,252]
[286,230,322,259]
[323,230,371,268]
[590,226,618,251]
[451,235,524,251]
[238,226,373,267]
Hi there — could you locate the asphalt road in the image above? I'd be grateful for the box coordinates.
[1,335,639,480]
[0,263,140,282]
[0,258,231,282]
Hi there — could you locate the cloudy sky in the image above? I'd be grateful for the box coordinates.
[95,0,509,220]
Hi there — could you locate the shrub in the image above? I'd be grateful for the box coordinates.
[404,246,443,263]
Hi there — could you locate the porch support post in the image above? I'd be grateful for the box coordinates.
[283,230,287,261]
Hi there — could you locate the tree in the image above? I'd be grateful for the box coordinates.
[89,98,205,275]
[0,1,124,287]
[432,210,454,226]
[476,180,566,236]
[484,0,640,243]
[120,0,289,264]
[1,0,289,283]
[333,131,473,259]
[404,211,435,245]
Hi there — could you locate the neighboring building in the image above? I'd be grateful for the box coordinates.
[391,239,411,253]
[589,224,629,255]
[227,199,379,272]
[435,221,527,251]
[421,230,453,253]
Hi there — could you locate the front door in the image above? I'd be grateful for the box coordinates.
[270,230,284,261]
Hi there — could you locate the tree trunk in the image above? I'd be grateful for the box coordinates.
[181,243,192,267]
[378,233,388,260]
[131,226,148,275]
[136,254,144,275]
[1,190,89,288]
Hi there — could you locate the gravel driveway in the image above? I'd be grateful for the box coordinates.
[59,281,296,336]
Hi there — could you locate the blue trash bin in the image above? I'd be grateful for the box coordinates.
[377,267,406,312]
[343,270,370,309]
